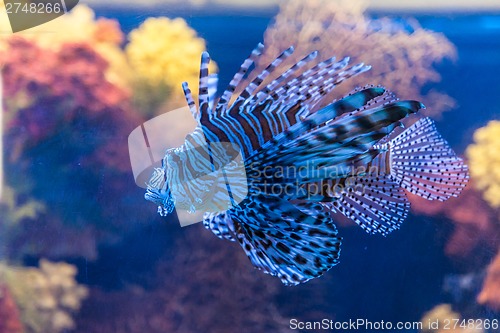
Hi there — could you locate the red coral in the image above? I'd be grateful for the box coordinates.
[409,181,499,258]
[0,285,23,333]
[477,250,500,312]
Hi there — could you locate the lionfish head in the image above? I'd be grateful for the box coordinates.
[144,165,175,217]
[163,144,219,214]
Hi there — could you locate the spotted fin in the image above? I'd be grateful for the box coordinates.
[199,52,212,118]
[327,175,409,235]
[189,47,376,159]
[229,194,341,285]
[381,117,469,200]
[275,174,410,235]
[238,46,295,104]
[250,51,319,106]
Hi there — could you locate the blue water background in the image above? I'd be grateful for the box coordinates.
[77,7,500,331]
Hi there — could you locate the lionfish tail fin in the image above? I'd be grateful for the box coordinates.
[387,117,469,201]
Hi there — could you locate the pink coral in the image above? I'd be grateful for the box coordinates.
[1,38,139,165]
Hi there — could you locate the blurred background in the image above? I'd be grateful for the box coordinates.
[0,0,499,332]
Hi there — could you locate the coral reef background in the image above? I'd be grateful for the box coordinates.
[243,0,458,120]
[0,0,499,332]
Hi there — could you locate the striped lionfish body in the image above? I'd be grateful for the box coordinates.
[145,44,469,285]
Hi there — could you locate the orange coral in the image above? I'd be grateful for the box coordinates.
[94,18,125,45]
[0,285,23,333]
[477,251,500,312]
[246,0,456,119]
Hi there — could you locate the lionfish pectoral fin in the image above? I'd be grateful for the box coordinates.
[229,194,341,285]
[388,117,469,200]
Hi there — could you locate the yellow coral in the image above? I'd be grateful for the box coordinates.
[0,260,88,333]
[466,120,500,208]
[126,17,217,114]
[0,185,45,226]
[0,4,131,89]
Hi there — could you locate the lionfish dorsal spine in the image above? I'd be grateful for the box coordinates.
[216,43,265,116]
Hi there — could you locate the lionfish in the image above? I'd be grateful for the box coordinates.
[145,44,469,285]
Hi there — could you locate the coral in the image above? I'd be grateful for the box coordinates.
[125,17,217,114]
[1,38,143,259]
[0,9,219,262]
[247,0,456,119]
[466,120,500,208]
[1,38,136,162]
[0,260,88,333]
[0,4,131,89]
[420,304,484,333]
[477,251,500,312]
[0,6,219,115]
[0,284,23,333]
[412,122,500,314]
[0,185,45,227]
[0,185,46,259]
[0,5,111,48]
[409,183,499,258]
